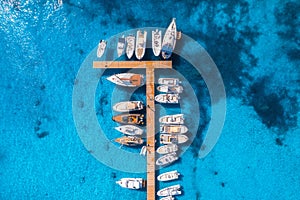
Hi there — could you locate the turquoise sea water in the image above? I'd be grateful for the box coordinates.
[1,0,299,199]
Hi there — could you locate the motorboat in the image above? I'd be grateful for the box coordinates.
[115,125,143,136]
[135,30,147,60]
[152,29,161,56]
[159,114,184,124]
[140,146,147,156]
[158,78,181,86]
[157,184,182,197]
[97,40,107,58]
[117,35,126,57]
[157,170,180,181]
[107,73,145,87]
[156,152,178,166]
[126,34,135,59]
[155,94,180,104]
[112,114,144,125]
[156,144,178,154]
[113,101,144,112]
[116,178,146,190]
[160,134,188,145]
[114,136,144,146]
[157,85,183,93]
[160,124,188,134]
[161,18,177,59]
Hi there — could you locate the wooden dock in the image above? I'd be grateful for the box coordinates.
[93,61,172,200]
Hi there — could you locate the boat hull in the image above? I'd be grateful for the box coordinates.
[116,178,146,190]
[97,40,107,58]
[160,134,188,144]
[115,125,143,136]
[117,35,125,57]
[126,35,135,59]
[162,18,177,59]
[157,170,180,181]
[157,184,181,197]
[156,144,178,154]
[152,29,161,56]
[157,85,183,93]
[135,30,147,60]
[160,125,188,134]
[115,136,144,146]
[155,94,180,104]
[156,152,178,166]
[159,114,184,124]
[113,101,144,112]
[112,114,144,125]
[158,78,181,86]
[107,73,145,87]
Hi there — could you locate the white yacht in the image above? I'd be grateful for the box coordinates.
[116,178,146,190]
[161,18,177,59]
[156,152,178,166]
[117,35,126,57]
[156,144,178,154]
[155,94,180,104]
[160,134,188,145]
[152,29,162,56]
[160,196,174,200]
[135,30,147,60]
[158,78,181,86]
[113,101,144,112]
[157,85,183,93]
[107,73,145,87]
[160,124,188,134]
[97,40,107,58]
[115,125,143,136]
[126,34,135,59]
[157,170,180,182]
[159,114,184,124]
[157,184,182,197]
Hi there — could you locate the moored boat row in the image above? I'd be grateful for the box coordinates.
[97,18,180,59]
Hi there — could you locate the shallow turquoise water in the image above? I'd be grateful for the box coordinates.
[0,0,299,199]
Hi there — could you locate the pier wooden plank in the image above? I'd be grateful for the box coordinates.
[93,61,172,69]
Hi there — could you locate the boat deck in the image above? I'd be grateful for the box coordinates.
[93,61,172,200]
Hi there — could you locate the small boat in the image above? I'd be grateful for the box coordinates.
[117,35,126,57]
[160,134,188,145]
[116,178,146,190]
[97,40,107,58]
[152,29,162,56]
[140,146,147,156]
[162,18,177,59]
[107,73,145,87]
[158,78,181,86]
[157,170,180,181]
[115,125,143,136]
[115,136,144,146]
[157,184,182,197]
[112,114,144,125]
[157,85,183,93]
[113,101,144,112]
[156,144,178,154]
[159,114,184,124]
[156,152,178,166]
[155,94,180,104]
[126,34,135,59]
[160,196,174,200]
[160,125,188,134]
[135,30,147,60]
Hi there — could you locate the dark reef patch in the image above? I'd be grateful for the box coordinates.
[247,77,298,131]
[221,182,225,187]
[111,172,116,179]
[37,131,49,139]
[275,138,284,146]
[196,191,201,200]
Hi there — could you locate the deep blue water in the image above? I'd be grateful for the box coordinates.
[1,0,299,199]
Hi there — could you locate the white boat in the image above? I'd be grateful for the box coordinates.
[162,18,177,59]
[158,78,181,86]
[97,40,107,58]
[157,85,183,93]
[156,144,178,154]
[157,170,180,181]
[113,101,144,112]
[155,94,180,104]
[157,184,182,197]
[140,146,147,156]
[126,34,135,59]
[160,196,174,200]
[107,73,145,87]
[156,152,178,166]
[152,29,162,56]
[116,178,146,190]
[135,30,147,60]
[115,125,143,136]
[115,136,144,146]
[160,124,188,134]
[117,35,126,57]
[160,134,188,145]
[159,114,184,124]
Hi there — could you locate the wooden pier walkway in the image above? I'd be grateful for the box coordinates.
[93,60,172,200]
